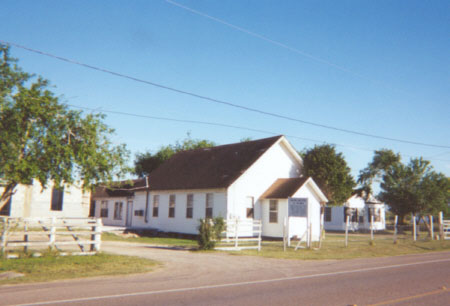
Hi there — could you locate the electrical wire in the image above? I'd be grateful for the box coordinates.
[2,40,449,149]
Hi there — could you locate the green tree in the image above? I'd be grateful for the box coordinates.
[300,144,355,205]
[134,136,215,177]
[359,151,449,225]
[0,44,130,210]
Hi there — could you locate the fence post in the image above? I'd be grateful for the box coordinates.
[439,212,444,240]
[50,217,56,250]
[93,218,102,252]
[234,219,239,249]
[345,215,349,247]
[258,220,262,251]
[283,217,287,252]
[413,215,417,241]
[370,215,374,241]
[429,215,434,240]
[308,223,313,249]
[393,215,398,244]
[24,221,29,253]
[1,218,7,257]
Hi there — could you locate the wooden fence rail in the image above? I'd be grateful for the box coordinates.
[0,217,102,258]
[215,219,262,251]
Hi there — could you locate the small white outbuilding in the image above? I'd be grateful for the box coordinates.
[324,194,386,231]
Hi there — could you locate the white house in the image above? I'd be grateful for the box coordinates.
[324,194,386,231]
[91,178,148,227]
[93,135,328,239]
[0,180,90,218]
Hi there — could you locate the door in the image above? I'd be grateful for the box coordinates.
[126,201,133,227]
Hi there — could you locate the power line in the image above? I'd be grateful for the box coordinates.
[66,104,450,162]
[165,0,411,96]
[2,40,449,149]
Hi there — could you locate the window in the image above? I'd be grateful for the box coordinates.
[134,210,144,216]
[114,202,123,220]
[169,194,176,218]
[205,193,213,219]
[269,200,278,223]
[153,195,159,217]
[186,194,193,218]
[324,207,332,222]
[51,187,64,211]
[100,201,108,217]
[344,207,358,222]
[0,197,11,216]
[246,196,254,219]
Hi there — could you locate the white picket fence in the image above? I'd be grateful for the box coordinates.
[443,220,450,240]
[1,217,102,258]
[215,219,262,251]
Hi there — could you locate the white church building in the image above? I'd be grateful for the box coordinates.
[93,136,328,240]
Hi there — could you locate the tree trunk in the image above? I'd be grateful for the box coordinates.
[0,183,17,212]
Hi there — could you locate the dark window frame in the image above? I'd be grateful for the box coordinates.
[153,195,159,217]
[205,193,213,219]
[100,200,108,218]
[269,200,278,223]
[186,194,193,219]
[169,194,176,218]
[51,187,64,211]
[324,207,332,222]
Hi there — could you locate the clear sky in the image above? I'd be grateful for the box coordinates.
[1,0,449,180]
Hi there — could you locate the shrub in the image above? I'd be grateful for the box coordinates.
[197,217,226,250]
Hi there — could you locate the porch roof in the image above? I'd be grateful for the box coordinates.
[261,177,309,199]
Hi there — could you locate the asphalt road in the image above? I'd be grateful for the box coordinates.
[1,242,449,306]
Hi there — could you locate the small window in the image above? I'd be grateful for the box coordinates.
[368,207,381,222]
[324,207,332,222]
[153,195,159,217]
[246,196,254,219]
[186,194,193,219]
[114,202,123,220]
[134,210,144,216]
[0,197,11,216]
[51,187,64,211]
[269,200,278,223]
[169,194,176,218]
[344,207,358,222]
[100,201,108,217]
[205,193,213,219]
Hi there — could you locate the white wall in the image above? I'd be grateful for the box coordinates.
[145,189,227,235]
[94,196,128,227]
[227,140,302,221]
[324,203,386,231]
[1,181,90,218]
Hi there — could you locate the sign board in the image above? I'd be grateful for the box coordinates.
[288,198,308,217]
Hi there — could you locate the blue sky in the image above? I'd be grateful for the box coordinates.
[1,0,449,180]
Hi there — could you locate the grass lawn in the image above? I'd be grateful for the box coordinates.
[0,253,159,285]
[102,232,198,248]
[234,232,450,260]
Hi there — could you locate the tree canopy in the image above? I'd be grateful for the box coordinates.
[300,144,355,206]
[0,44,129,210]
[134,136,215,177]
[358,150,449,222]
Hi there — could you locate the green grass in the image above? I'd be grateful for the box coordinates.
[102,232,198,248]
[0,252,159,285]
[234,232,450,260]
